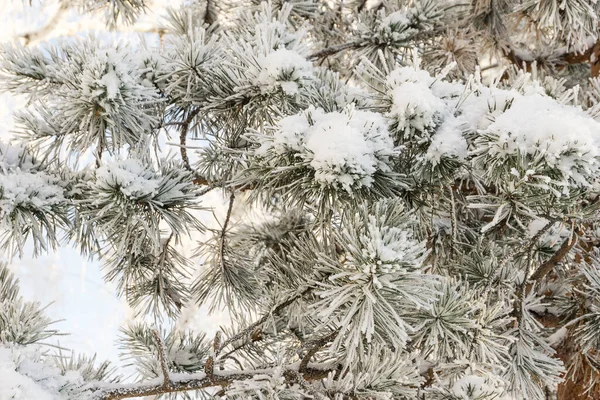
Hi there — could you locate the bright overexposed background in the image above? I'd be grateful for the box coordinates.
[0,0,231,376]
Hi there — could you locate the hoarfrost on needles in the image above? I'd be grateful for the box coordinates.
[95,159,160,199]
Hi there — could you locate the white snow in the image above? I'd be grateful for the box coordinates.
[547,327,568,347]
[388,81,446,134]
[383,64,600,186]
[256,48,314,95]
[95,159,160,199]
[384,66,466,164]
[381,11,410,27]
[354,216,426,276]
[98,68,121,100]
[0,142,34,171]
[0,170,65,216]
[0,345,84,400]
[386,67,447,135]
[258,105,396,192]
[482,93,600,188]
[425,115,468,165]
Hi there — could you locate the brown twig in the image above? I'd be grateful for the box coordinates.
[299,330,338,372]
[151,330,171,388]
[218,288,310,354]
[179,108,202,173]
[503,40,600,77]
[98,365,332,399]
[528,226,583,285]
[308,40,365,60]
[21,2,69,45]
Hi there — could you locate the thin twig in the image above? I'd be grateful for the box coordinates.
[299,330,338,372]
[152,330,171,388]
[528,225,583,284]
[308,40,365,60]
[448,185,458,256]
[218,191,236,272]
[21,2,69,45]
[483,219,557,295]
[97,365,332,399]
[218,288,311,353]
[179,108,202,173]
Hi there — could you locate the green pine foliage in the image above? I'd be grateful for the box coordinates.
[2,0,600,399]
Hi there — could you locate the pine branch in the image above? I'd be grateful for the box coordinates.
[308,41,365,60]
[298,330,338,372]
[218,288,310,354]
[95,365,333,399]
[528,226,583,284]
[21,2,69,45]
[151,330,171,388]
[503,39,600,76]
[591,41,600,78]
[283,370,328,400]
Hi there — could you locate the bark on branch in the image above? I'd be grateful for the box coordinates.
[503,40,600,77]
[152,330,171,388]
[299,330,338,372]
[95,365,332,399]
[528,227,583,284]
[308,41,365,60]
[218,288,310,354]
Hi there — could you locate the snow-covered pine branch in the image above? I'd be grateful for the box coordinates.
[3,1,600,399]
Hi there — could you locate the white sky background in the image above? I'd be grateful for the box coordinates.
[0,0,231,378]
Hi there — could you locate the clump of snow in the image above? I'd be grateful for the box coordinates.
[0,142,35,171]
[0,171,65,215]
[385,66,450,137]
[74,44,159,138]
[381,11,410,27]
[547,327,568,347]
[457,86,516,133]
[482,93,600,188]
[388,80,446,134]
[0,345,86,400]
[95,159,160,199]
[258,105,396,192]
[97,67,121,100]
[255,48,313,95]
[459,80,600,194]
[79,48,138,105]
[526,218,570,248]
[425,116,468,165]
[374,8,424,44]
[265,113,310,153]
[384,66,467,166]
